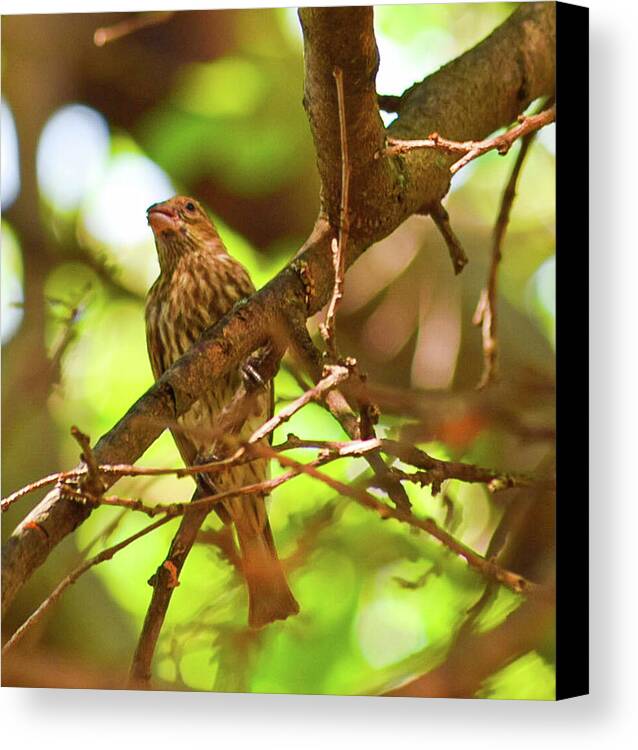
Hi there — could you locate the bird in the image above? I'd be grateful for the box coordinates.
[144,194,299,628]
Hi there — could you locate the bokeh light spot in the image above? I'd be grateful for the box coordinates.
[174,57,266,119]
[1,222,24,344]
[36,104,110,212]
[528,254,556,347]
[79,149,174,295]
[1,100,20,208]
[356,596,427,669]
[82,151,174,250]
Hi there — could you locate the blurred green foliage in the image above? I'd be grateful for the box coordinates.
[2,4,555,698]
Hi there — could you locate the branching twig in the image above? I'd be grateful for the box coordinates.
[126,359,346,686]
[2,514,175,654]
[70,426,105,499]
[287,323,411,510]
[320,66,350,360]
[275,435,546,494]
[1,369,345,514]
[61,453,340,521]
[385,105,555,175]
[248,363,351,445]
[473,130,537,388]
[263,446,536,595]
[126,437,340,687]
[3,423,544,518]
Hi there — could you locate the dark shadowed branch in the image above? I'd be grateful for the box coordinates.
[384,587,554,698]
[429,201,469,275]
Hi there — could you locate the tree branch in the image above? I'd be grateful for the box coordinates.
[265,447,536,595]
[2,2,556,615]
[473,131,538,388]
[128,501,208,688]
[2,514,176,655]
[429,200,468,275]
[385,105,555,173]
[384,587,554,698]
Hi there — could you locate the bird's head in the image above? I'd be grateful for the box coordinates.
[147,195,224,272]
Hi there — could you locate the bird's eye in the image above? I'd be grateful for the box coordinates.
[185,201,196,213]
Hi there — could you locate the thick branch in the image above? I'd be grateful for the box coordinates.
[300,3,555,238]
[2,3,556,615]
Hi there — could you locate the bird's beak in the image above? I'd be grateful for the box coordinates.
[147,202,179,233]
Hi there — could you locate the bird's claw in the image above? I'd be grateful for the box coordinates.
[242,361,265,391]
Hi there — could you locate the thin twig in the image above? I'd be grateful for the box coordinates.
[2,514,175,654]
[2,473,66,513]
[3,5,557,617]
[273,435,547,494]
[473,132,536,388]
[1,383,341,515]
[429,201,469,274]
[127,385,343,688]
[247,363,351,445]
[384,105,555,175]
[57,433,545,522]
[128,328,284,687]
[63,453,340,520]
[320,66,351,360]
[3,418,543,517]
[126,377,342,687]
[93,11,174,47]
[287,323,411,510]
[286,322,360,436]
[263,447,536,595]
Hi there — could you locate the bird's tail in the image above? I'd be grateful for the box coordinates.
[235,516,299,629]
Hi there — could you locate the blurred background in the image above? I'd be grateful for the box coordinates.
[1,3,556,697]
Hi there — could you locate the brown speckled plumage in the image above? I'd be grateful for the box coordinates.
[145,195,298,628]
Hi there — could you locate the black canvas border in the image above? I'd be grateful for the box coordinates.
[555,1,589,701]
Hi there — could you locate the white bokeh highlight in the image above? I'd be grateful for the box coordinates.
[356,596,428,669]
[36,104,110,212]
[82,153,174,249]
[80,151,175,295]
[1,223,24,344]
[1,100,20,208]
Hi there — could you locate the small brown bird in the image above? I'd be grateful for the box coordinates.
[145,195,299,628]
